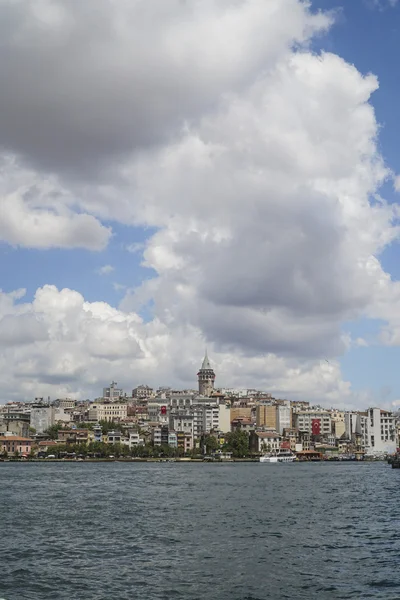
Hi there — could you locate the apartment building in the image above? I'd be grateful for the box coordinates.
[295,411,332,435]
[132,385,153,400]
[256,404,276,429]
[276,404,291,434]
[251,431,282,453]
[366,407,396,455]
[88,403,127,422]
[0,435,32,455]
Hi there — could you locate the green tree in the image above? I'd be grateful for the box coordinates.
[223,430,249,457]
[43,424,66,440]
[74,422,94,431]
[202,435,219,454]
[98,420,121,434]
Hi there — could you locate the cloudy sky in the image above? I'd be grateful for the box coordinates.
[1,0,400,407]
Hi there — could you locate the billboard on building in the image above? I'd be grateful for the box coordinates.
[312,419,321,435]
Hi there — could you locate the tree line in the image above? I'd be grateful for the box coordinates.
[37,429,252,458]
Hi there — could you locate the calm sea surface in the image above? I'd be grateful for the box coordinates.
[1,461,400,600]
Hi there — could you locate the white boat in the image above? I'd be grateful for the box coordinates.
[259,449,296,463]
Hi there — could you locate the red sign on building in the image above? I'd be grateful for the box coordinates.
[312,419,321,435]
[160,406,167,415]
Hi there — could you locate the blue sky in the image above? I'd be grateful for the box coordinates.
[308,0,400,400]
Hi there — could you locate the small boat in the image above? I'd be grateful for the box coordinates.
[260,449,296,463]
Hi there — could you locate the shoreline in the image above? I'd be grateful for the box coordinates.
[0,457,378,464]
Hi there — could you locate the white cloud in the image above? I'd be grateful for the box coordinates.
[97,265,114,276]
[0,156,110,250]
[366,0,398,9]
[0,285,371,407]
[126,242,145,254]
[0,0,332,177]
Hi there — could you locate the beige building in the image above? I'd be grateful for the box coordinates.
[256,404,276,429]
[88,403,127,422]
[230,407,252,421]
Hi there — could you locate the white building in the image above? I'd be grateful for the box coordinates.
[168,432,177,447]
[55,398,77,409]
[295,411,332,435]
[147,402,168,424]
[366,407,396,455]
[168,395,194,410]
[30,406,54,434]
[30,406,71,433]
[132,385,153,400]
[128,432,144,448]
[169,412,194,437]
[276,404,291,434]
[218,403,231,433]
[255,432,282,452]
[88,403,127,422]
[102,381,124,400]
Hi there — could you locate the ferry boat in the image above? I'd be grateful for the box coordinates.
[259,449,296,463]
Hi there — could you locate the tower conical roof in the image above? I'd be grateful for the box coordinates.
[201,350,212,370]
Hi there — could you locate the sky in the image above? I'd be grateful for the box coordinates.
[1,0,400,408]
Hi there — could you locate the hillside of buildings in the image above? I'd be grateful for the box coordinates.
[0,354,397,460]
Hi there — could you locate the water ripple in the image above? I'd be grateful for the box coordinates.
[0,462,399,599]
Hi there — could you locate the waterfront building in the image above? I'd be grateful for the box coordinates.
[0,434,32,456]
[177,431,193,453]
[366,407,396,455]
[197,351,215,397]
[250,431,282,453]
[168,431,177,448]
[128,431,143,448]
[93,424,103,443]
[106,431,123,444]
[37,440,58,454]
